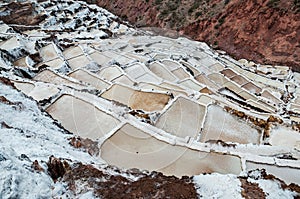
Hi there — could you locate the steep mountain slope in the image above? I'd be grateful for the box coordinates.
[95,0,300,72]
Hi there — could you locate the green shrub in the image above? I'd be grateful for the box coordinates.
[188,1,200,14]
[195,11,202,17]
[294,0,300,12]
[218,16,226,25]
[155,0,163,5]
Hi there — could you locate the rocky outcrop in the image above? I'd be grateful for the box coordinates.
[68,137,100,156]
[47,156,70,182]
[94,0,300,72]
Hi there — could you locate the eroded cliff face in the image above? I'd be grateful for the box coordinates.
[94,0,300,71]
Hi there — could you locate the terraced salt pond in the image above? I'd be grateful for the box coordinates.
[68,69,111,91]
[100,123,242,177]
[46,94,120,139]
[13,81,60,101]
[1,0,299,185]
[101,84,171,112]
[201,105,261,144]
[155,97,206,139]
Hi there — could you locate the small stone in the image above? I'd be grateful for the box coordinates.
[32,160,44,172]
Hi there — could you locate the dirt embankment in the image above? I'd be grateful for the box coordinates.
[45,156,198,198]
[94,0,300,72]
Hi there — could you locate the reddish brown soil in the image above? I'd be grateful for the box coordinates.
[0,77,16,88]
[186,0,300,72]
[46,156,300,198]
[0,96,15,105]
[64,164,198,198]
[239,178,266,199]
[68,137,100,156]
[94,0,300,72]
[47,157,198,198]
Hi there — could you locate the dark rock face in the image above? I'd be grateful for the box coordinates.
[46,156,69,182]
[93,0,300,72]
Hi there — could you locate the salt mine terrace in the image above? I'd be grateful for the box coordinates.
[0,0,299,197]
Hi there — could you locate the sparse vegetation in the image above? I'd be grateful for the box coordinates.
[188,1,201,14]
[266,0,296,12]
[294,0,300,12]
[121,14,128,20]
[158,9,169,19]
[213,40,218,46]
[267,0,280,8]
[218,15,226,25]
[168,0,179,11]
[156,0,186,27]
[154,0,163,5]
[195,11,202,18]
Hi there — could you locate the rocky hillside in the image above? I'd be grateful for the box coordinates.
[94,0,300,72]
